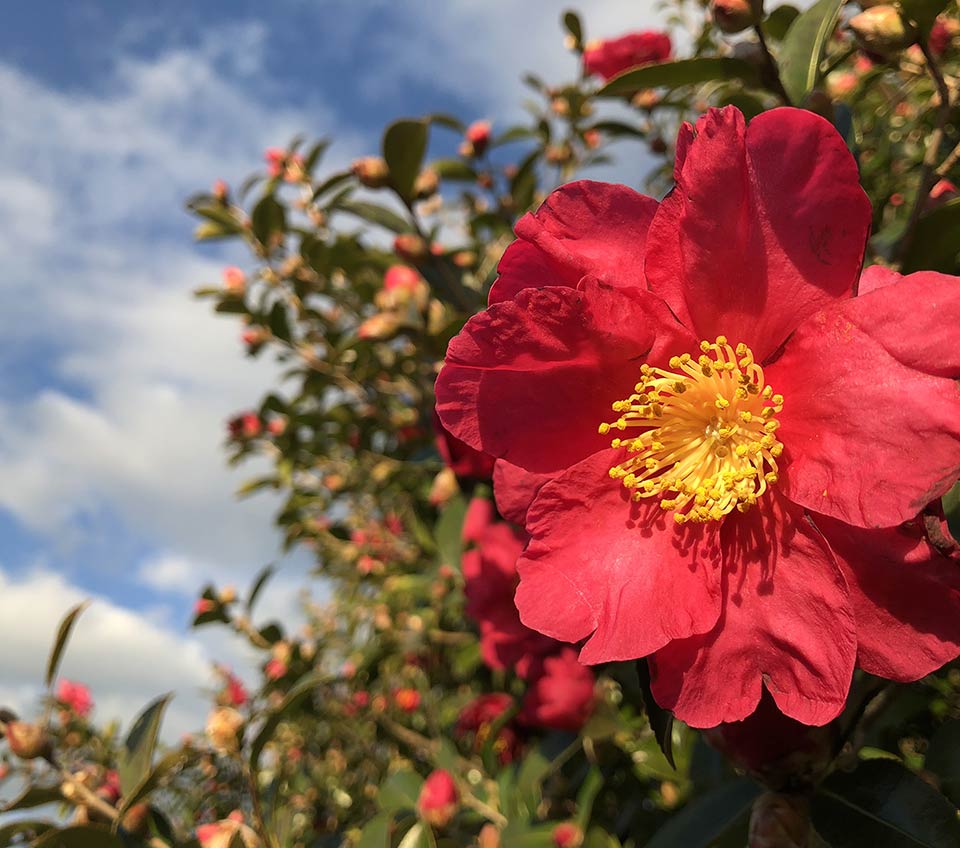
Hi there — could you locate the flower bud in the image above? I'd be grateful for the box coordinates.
[748,793,811,848]
[393,688,421,712]
[393,234,430,263]
[849,6,917,55]
[196,812,262,848]
[6,722,51,761]
[352,156,391,188]
[414,168,440,200]
[429,467,459,505]
[205,707,244,754]
[120,802,151,836]
[222,267,246,295]
[478,823,501,848]
[464,121,492,157]
[711,0,761,34]
[417,769,459,828]
[552,822,584,848]
[358,312,402,341]
[218,585,237,605]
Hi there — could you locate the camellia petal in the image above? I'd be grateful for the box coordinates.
[645,106,871,362]
[815,513,960,681]
[515,449,723,661]
[437,280,695,473]
[493,460,557,526]
[488,181,658,305]
[649,493,857,727]
[772,276,960,528]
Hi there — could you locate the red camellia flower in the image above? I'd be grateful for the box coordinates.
[462,522,556,675]
[456,693,522,763]
[56,679,93,718]
[519,648,595,732]
[436,106,960,728]
[582,32,672,81]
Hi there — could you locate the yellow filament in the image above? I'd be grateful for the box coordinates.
[599,336,784,524]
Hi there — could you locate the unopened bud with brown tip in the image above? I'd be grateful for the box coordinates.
[711,0,761,34]
[205,707,244,755]
[849,6,917,55]
[393,234,429,263]
[6,722,51,761]
[121,803,152,837]
[352,156,391,189]
[414,168,440,200]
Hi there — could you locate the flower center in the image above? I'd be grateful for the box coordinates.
[599,336,784,524]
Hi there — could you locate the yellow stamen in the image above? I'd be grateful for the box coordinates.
[599,337,784,524]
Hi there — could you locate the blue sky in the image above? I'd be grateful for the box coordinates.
[0,0,662,736]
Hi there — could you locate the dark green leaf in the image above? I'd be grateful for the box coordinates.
[396,821,436,848]
[303,139,330,174]
[717,92,767,121]
[511,149,540,212]
[46,601,88,687]
[586,120,646,139]
[383,119,429,201]
[430,159,478,181]
[517,746,552,813]
[115,750,188,825]
[901,198,960,274]
[250,671,324,770]
[32,825,123,848]
[779,0,844,105]
[251,195,286,248]
[311,170,353,202]
[562,11,583,48]
[246,565,276,614]
[434,494,467,570]
[494,126,538,146]
[192,205,243,233]
[942,483,960,552]
[2,784,62,812]
[899,0,950,37]
[637,660,676,769]
[646,779,760,848]
[0,819,53,844]
[117,693,172,796]
[426,113,465,132]
[268,301,292,342]
[925,721,960,807]
[377,769,424,814]
[335,199,413,234]
[597,58,761,97]
[356,812,392,848]
[812,759,960,847]
[764,4,801,40]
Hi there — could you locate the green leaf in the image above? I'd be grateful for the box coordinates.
[941,483,960,556]
[117,693,172,796]
[335,199,413,234]
[637,660,676,769]
[434,494,467,570]
[0,820,54,844]
[32,825,123,848]
[430,159,478,181]
[46,601,88,687]
[778,0,844,105]
[901,198,960,274]
[517,746,552,813]
[585,120,646,139]
[377,769,424,814]
[764,4,801,40]
[426,113,465,132]
[396,821,436,848]
[251,194,286,248]
[575,767,604,829]
[191,205,243,233]
[582,828,622,848]
[562,10,583,48]
[312,170,353,201]
[268,301,292,342]
[494,126,538,146]
[246,564,276,614]
[645,779,760,848]
[597,58,761,98]
[812,759,960,847]
[302,139,330,174]
[250,671,324,771]
[383,119,429,202]
[356,812,392,848]
[2,784,62,812]
[510,149,540,213]
[115,750,188,826]
[899,0,950,37]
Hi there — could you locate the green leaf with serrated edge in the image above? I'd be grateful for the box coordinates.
[900,0,950,37]
[2,784,62,812]
[764,4,801,40]
[46,601,88,687]
[115,750,188,828]
[251,194,286,248]
[597,58,761,97]
[335,199,413,234]
[32,825,123,848]
[377,769,424,814]
[117,693,172,796]
[778,0,844,105]
[429,159,477,181]
[356,812,392,848]
[250,671,325,771]
[812,759,960,847]
[646,779,760,848]
[901,198,960,274]
[0,820,53,844]
[246,564,276,613]
[636,660,675,769]
[383,119,429,202]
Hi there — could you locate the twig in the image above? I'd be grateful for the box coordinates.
[753,25,794,106]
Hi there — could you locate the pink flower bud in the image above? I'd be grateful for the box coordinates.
[393,688,421,712]
[465,121,492,157]
[194,598,215,616]
[264,147,286,178]
[222,266,246,294]
[552,822,584,848]
[417,769,459,828]
[56,680,93,718]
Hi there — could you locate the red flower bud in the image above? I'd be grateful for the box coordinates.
[711,0,761,34]
[393,688,421,712]
[465,121,492,157]
[582,32,672,81]
[552,822,584,848]
[417,769,459,828]
[393,234,430,263]
[222,266,246,295]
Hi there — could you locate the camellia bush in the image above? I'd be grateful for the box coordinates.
[4,1,960,846]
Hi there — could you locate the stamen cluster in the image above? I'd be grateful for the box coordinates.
[599,337,784,523]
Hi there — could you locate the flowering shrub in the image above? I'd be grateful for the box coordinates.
[4,2,960,848]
